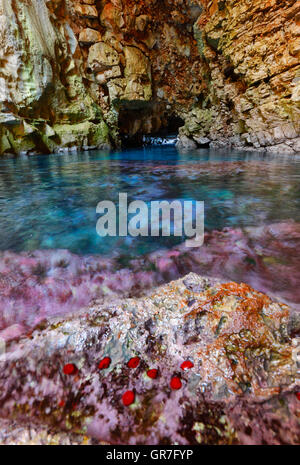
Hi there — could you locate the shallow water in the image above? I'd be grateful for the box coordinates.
[0,146,300,256]
[0,146,300,335]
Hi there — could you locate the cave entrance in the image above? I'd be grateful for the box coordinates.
[159,114,184,138]
[118,107,184,148]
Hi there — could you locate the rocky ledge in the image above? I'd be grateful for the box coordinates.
[0,273,299,444]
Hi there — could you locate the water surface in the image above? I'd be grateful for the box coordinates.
[0,146,299,256]
[0,146,300,334]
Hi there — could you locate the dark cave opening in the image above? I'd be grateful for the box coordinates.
[160,114,184,137]
[119,110,184,148]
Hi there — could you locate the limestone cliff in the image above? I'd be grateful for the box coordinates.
[0,0,299,155]
[179,0,300,153]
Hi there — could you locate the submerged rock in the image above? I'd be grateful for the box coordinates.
[0,220,300,339]
[0,273,299,444]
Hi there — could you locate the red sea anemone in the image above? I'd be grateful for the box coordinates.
[127,356,140,368]
[180,360,194,370]
[147,369,158,379]
[170,376,182,390]
[122,390,135,406]
[63,363,78,375]
[98,357,111,370]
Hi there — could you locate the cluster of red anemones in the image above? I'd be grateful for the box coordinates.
[62,357,194,407]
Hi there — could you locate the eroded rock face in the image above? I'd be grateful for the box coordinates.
[179,0,300,153]
[0,0,111,154]
[0,0,203,153]
[0,273,299,444]
[71,0,203,144]
[0,0,299,154]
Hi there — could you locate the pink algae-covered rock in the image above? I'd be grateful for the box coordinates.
[0,324,25,342]
[0,274,299,445]
[0,221,299,340]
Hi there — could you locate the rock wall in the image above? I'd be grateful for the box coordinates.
[0,0,112,155]
[0,0,299,154]
[179,0,300,153]
[72,0,203,145]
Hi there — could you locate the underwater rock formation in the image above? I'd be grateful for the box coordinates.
[0,221,300,340]
[0,0,299,154]
[0,273,299,444]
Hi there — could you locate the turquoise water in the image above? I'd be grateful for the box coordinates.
[0,146,300,256]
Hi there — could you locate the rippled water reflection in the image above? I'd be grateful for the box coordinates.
[0,147,299,256]
[0,147,300,334]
